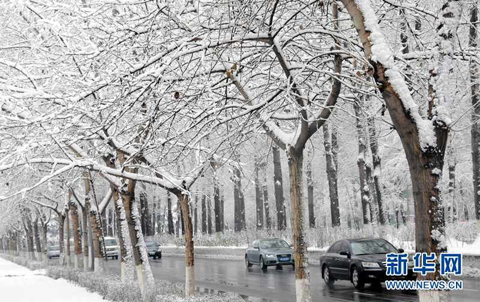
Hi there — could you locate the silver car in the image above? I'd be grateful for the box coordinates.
[245,238,294,270]
[104,237,119,260]
[47,245,60,259]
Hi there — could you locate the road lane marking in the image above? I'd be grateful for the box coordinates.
[353,291,375,296]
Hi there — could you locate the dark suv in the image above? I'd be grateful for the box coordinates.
[320,238,415,289]
[146,241,162,259]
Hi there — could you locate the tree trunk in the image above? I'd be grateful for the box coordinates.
[207,199,213,235]
[213,172,222,233]
[287,148,311,302]
[140,192,152,237]
[33,218,42,262]
[41,220,48,261]
[233,163,246,232]
[323,122,340,227]
[254,157,264,230]
[221,191,225,231]
[58,213,65,265]
[194,195,198,235]
[167,193,174,235]
[70,202,82,269]
[263,173,272,229]
[113,188,134,282]
[81,205,89,271]
[65,207,71,267]
[306,159,315,228]
[87,202,104,273]
[176,192,196,297]
[340,3,455,301]
[367,116,386,224]
[201,194,207,233]
[354,100,372,225]
[272,145,286,230]
[470,1,480,220]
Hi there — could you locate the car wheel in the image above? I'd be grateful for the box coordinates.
[245,256,252,268]
[323,265,334,285]
[159,253,162,259]
[259,256,267,271]
[351,266,365,290]
[153,255,156,259]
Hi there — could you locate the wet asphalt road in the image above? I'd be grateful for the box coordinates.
[104,256,480,302]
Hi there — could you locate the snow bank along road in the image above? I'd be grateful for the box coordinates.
[0,257,107,302]
[105,256,480,302]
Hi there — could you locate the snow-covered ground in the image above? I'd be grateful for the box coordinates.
[0,257,108,302]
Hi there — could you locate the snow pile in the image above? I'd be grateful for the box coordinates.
[46,265,246,302]
[448,235,480,256]
[0,257,107,302]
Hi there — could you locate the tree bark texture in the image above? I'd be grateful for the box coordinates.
[176,192,196,297]
[255,156,264,230]
[367,116,386,225]
[233,163,246,232]
[306,159,315,228]
[354,100,372,225]
[323,122,340,227]
[213,172,222,232]
[272,145,286,230]
[470,1,480,220]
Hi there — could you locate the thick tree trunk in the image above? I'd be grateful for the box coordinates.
[177,192,196,297]
[254,157,264,230]
[340,3,454,302]
[113,188,133,282]
[87,203,104,273]
[306,160,315,228]
[323,123,340,227]
[233,164,246,232]
[272,145,286,230]
[368,116,386,225]
[70,202,82,269]
[470,1,480,220]
[287,149,311,302]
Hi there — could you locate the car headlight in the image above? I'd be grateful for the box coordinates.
[362,262,380,268]
[265,254,276,258]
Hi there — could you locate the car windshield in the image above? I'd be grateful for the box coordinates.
[146,242,157,247]
[48,246,59,251]
[260,239,290,249]
[104,239,117,246]
[351,240,397,255]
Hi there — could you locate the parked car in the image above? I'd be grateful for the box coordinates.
[47,245,60,259]
[320,238,415,289]
[245,238,294,270]
[104,237,119,260]
[145,241,162,259]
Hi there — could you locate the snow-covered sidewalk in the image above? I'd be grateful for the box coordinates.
[0,257,108,302]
